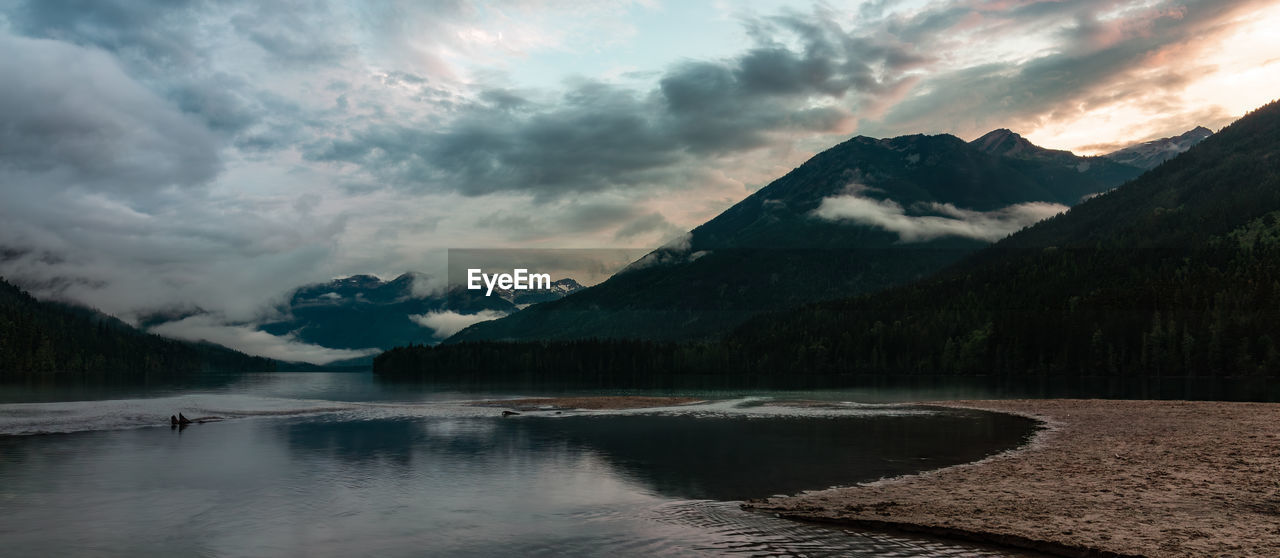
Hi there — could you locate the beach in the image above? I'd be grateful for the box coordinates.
[745,399,1280,557]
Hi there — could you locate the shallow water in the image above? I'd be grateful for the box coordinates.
[0,373,1039,556]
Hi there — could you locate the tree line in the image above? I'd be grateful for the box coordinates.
[0,278,275,378]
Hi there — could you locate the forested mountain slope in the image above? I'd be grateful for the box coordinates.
[0,278,275,376]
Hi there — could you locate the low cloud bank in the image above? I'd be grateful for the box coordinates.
[813,195,1067,242]
[150,315,379,365]
[410,310,507,338]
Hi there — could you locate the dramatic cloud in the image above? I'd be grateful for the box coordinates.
[410,310,507,338]
[857,0,1278,149]
[813,194,1067,242]
[315,87,686,197]
[307,0,1280,200]
[0,32,220,197]
[150,315,379,364]
[306,75,851,198]
[305,7,942,197]
[472,198,687,243]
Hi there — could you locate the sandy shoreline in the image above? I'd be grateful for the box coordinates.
[745,399,1280,557]
[469,395,705,411]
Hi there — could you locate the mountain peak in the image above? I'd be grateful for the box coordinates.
[969,128,1063,159]
[981,128,1018,138]
[1181,126,1214,140]
[491,277,585,306]
[552,277,583,290]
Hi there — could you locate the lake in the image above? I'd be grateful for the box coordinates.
[0,372,1040,557]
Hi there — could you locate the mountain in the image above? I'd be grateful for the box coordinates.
[497,278,584,307]
[256,272,581,351]
[447,131,1145,343]
[257,273,513,351]
[1104,126,1213,170]
[722,107,1274,377]
[375,99,1280,383]
[970,128,1080,161]
[969,128,1147,201]
[0,277,275,376]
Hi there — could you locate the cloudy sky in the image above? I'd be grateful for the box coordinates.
[1,0,1278,361]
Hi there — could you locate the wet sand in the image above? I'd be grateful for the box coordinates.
[471,395,705,411]
[745,399,1280,558]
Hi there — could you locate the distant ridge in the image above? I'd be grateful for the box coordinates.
[255,273,516,350]
[244,272,582,352]
[1104,126,1213,170]
[968,128,1145,184]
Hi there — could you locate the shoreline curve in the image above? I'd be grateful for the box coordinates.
[744,399,1280,558]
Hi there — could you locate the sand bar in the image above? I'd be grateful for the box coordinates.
[745,399,1280,558]
[471,395,705,411]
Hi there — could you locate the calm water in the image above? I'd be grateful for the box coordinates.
[0,373,1039,557]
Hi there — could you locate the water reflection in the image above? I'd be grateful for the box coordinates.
[272,411,1035,501]
[0,406,1036,557]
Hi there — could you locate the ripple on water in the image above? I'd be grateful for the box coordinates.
[644,500,1033,557]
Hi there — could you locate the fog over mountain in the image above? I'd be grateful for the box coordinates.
[1,0,1277,361]
[143,272,584,363]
